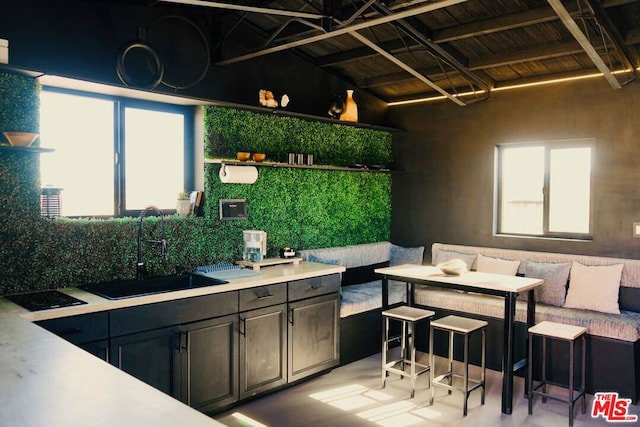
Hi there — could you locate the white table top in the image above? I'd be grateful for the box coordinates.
[375,264,543,293]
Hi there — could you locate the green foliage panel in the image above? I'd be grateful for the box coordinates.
[0,104,392,295]
[0,72,40,143]
[205,165,391,258]
[204,106,392,167]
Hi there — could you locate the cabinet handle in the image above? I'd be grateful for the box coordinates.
[311,280,325,289]
[288,307,294,325]
[239,316,246,336]
[254,288,273,300]
[176,331,188,353]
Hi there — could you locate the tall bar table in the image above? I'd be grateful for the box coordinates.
[375,264,543,415]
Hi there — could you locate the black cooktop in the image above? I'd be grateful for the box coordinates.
[5,290,87,312]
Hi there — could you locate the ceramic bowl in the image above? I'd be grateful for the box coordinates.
[236,151,251,161]
[252,153,266,162]
[3,132,39,147]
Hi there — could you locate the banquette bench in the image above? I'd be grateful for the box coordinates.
[298,241,424,365]
[413,243,640,403]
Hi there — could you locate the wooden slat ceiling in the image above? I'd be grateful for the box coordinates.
[172,0,640,105]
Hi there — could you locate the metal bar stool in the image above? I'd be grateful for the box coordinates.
[381,305,435,398]
[528,321,587,427]
[429,315,487,416]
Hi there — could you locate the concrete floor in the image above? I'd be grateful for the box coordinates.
[214,352,638,426]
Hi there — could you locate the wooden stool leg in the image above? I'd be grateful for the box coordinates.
[448,330,454,393]
[581,335,586,414]
[410,320,416,398]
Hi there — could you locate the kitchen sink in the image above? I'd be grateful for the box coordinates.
[78,274,228,300]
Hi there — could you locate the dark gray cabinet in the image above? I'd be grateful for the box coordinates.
[110,326,179,397]
[288,275,340,382]
[239,283,288,399]
[37,271,341,415]
[180,314,239,412]
[36,311,109,361]
[109,291,239,406]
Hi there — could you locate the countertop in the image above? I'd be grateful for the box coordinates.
[0,261,345,427]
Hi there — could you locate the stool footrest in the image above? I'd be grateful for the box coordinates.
[433,372,485,394]
[531,381,586,405]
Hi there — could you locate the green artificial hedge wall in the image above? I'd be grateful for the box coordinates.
[0,102,392,295]
[204,106,393,167]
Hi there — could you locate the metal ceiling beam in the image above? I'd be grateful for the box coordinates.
[347,31,467,106]
[585,0,637,75]
[158,0,326,19]
[213,0,470,66]
[370,2,491,92]
[547,0,622,89]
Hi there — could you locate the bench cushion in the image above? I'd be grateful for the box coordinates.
[414,287,640,342]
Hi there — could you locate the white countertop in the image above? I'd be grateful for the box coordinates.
[0,261,344,427]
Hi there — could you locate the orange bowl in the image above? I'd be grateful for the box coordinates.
[3,132,39,147]
[252,153,266,162]
[236,151,251,161]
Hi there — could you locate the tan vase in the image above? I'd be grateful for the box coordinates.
[340,89,358,122]
[176,199,191,218]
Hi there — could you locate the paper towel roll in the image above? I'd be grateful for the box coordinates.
[219,165,258,184]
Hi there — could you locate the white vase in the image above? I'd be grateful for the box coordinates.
[176,199,191,218]
[340,89,358,122]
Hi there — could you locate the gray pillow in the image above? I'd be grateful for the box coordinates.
[522,260,572,306]
[390,245,424,266]
[433,249,477,270]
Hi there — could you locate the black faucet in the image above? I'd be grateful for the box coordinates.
[136,205,167,281]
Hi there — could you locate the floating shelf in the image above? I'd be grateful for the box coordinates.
[0,145,54,154]
[204,158,390,173]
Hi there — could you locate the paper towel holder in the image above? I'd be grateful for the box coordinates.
[219,163,258,184]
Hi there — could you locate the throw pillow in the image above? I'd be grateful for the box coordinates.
[432,249,477,270]
[522,260,572,306]
[476,253,520,276]
[564,262,623,314]
[390,245,425,266]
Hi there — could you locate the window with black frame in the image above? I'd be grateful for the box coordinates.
[39,88,194,217]
[496,139,593,239]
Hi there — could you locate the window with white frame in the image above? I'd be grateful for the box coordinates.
[39,88,194,217]
[496,139,593,239]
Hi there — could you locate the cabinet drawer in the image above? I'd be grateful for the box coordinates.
[239,283,287,311]
[111,291,238,337]
[36,311,109,344]
[288,274,340,301]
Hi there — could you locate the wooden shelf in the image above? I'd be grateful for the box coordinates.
[204,158,390,173]
[0,145,54,154]
[237,257,302,271]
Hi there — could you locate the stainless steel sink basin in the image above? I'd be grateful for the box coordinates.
[78,274,228,300]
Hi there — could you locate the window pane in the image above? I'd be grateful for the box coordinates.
[40,91,114,216]
[549,147,591,233]
[500,146,544,234]
[124,107,184,211]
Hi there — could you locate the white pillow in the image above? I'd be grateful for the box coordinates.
[476,253,520,276]
[564,262,623,314]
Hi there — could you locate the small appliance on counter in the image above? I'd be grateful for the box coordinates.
[242,230,267,263]
[280,247,296,259]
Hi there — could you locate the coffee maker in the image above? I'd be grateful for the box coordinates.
[242,230,267,263]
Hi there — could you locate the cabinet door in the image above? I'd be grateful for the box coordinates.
[288,293,340,382]
[181,314,238,413]
[110,327,180,398]
[240,304,287,399]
